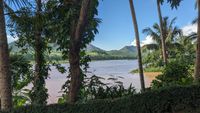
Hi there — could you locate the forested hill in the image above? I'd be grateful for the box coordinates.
[9,42,137,60]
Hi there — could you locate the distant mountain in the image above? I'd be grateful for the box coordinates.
[107,46,137,57]
[120,46,137,53]
[9,42,137,60]
[85,44,105,53]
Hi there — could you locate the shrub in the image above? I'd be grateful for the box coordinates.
[2,85,200,113]
[58,75,136,103]
[151,60,193,89]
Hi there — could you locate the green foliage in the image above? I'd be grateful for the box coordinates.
[151,60,193,89]
[80,75,136,102]
[45,0,100,58]
[46,0,101,103]
[142,17,182,67]
[10,53,32,91]
[142,50,163,67]
[13,89,31,108]
[7,2,51,105]
[59,74,136,103]
[2,85,200,113]
[9,53,33,107]
[174,36,196,65]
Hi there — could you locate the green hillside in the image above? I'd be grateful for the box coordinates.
[107,46,137,57]
[9,42,137,60]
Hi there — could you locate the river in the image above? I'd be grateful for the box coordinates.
[45,60,157,103]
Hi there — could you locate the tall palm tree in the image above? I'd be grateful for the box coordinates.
[157,0,168,65]
[142,17,182,56]
[129,0,145,91]
[0,0,12,111]
[156,0,182,65]
[31,0,48,105]
[5,0,48,104]
[194,0,200,83]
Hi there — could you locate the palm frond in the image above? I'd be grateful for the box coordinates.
[167,0,182,9]
[142,27,161,44]
[188,32,197,41]
[142,44,159,51]
[5,0,29,9]
[192,17,198,24]
[153,23,160,33]
[169,17,177,29]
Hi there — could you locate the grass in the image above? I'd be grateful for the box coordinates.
[131,66,164,73]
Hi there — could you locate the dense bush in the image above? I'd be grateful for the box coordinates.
[10,54,33,107]
[2,85,200,113]
[151,60,193,89]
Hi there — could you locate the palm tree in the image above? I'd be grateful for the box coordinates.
[142,17,182,57]
[181,0,200,84]
[31,0,48,105]
[156,0,182,65]
[157,0,168,65]
[0,0,29,110]
[5,0,48,104]
[194,0,200,83]
[129,0,145,91]
[0,0,12,111]
[177,36,196,59]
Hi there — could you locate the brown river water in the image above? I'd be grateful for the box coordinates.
[39,60,158,104]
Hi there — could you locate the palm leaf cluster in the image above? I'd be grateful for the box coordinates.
[142,17,195,66]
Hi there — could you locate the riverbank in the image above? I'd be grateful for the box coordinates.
[131,67,163,74]
[143,72,162,76]
[30,58,137,64]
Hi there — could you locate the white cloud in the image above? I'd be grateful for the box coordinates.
[141,36,155,46]
[131,36,155,47]
[182,24,197,36]
[131,39,137,46]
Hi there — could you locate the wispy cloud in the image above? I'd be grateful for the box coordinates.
[182,24,197,36]
[131,36,155,47]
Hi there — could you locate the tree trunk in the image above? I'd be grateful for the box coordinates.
[129,0,145,91]
[0,0,12,111]
[68,39,81,103]
[32,0,47,105]
[156,0,168,65]
[69,0,90,103]
[194,0,200,83]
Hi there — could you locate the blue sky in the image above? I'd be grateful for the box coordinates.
[92,0,197,50]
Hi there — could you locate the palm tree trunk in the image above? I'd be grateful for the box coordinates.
[32,0,47,105]
[194,0,200,83]
[129,0,145,91]
[69,0,90,103]
[156,0,168,65]
[0,0,12,111]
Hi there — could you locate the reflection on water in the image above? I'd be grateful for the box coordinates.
[46,60,157,104]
